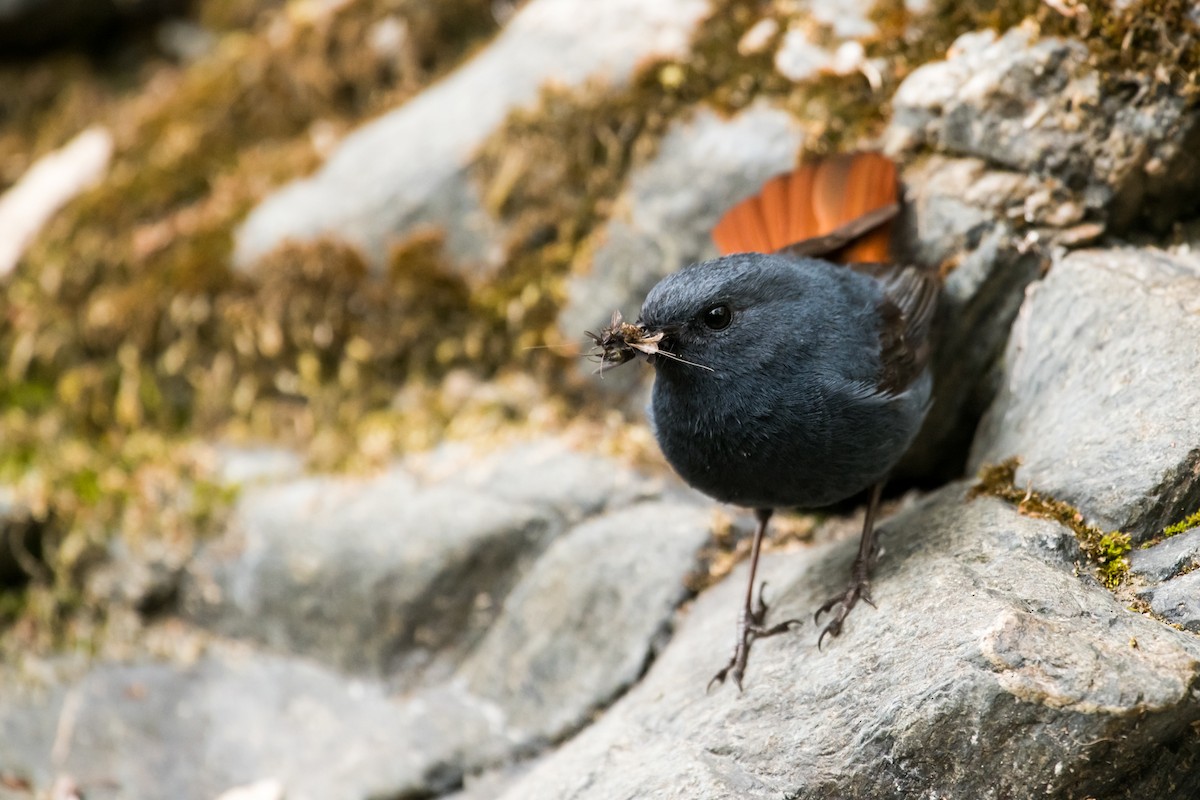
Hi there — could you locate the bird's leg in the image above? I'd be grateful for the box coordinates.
[815,482,884,648]
[709,508,801,691]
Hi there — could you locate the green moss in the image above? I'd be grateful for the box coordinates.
[1130,507,1200,550]
[1157,509,1200,541]
[971,459,1132,589]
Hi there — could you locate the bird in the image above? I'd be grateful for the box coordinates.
[588,152,938,690]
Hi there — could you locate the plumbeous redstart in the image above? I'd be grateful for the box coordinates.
[590,152,937,690]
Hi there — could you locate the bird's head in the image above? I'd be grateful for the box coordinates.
[589,253,808,379]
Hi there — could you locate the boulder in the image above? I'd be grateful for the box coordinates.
[972,247,1200,540]
[457,500,713,747]
[885,21,1200,480]
[495,484,1200,799]
[180,465,558,682]
[1130,528,1200,584]
[887,26,1200,233]
[0,651,507,800]
[180,439,672,685]
[2,494,713,800]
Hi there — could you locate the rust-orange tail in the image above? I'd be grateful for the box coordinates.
[710,152,898,264]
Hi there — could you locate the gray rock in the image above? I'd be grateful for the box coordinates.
[458,500,713,747]
[0,662,60,792]
[881,17,1200,482]
[0,650,508,800]
[181,465,557,682]
[1,495,713,800]
[496,484,1200,800]
[887,26,1200,233]
[180,439,673,687]
[1130,527,1200,583]
[1139,570,1200,633]
[406,438,663,526]
[889,155,1050,480]
[234,0,712,273]
[972,247,1200,540]
[558,102,805,351]
[888,29,1092,171]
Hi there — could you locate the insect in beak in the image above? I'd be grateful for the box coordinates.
[586,310,713,374]
[585,310,662,373]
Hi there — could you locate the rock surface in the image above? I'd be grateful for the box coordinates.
[878,18,1200,483]
[0,651,507,800]
[180,465,557,681]
[457,500,712,748]
[1139,570,1200,633]
[889,155,1049,480]
[494,485,1200,800]
[1130,528,1200,583]
[181,440,662,683]
[1,442,714,800]
[887,26,1200,233]
[234,0,712,273]
[972,247,1200,540]
[885,21,1199,480]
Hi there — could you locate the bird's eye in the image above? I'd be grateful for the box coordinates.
[701,304,733,330]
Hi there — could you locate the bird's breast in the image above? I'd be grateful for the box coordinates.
[649,369,928,510]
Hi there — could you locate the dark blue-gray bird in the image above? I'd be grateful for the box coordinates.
[590,153,938,689]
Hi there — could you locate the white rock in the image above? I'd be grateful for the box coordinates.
[0,127,112,277]
[774,28,834,83]
[213,779,284,800]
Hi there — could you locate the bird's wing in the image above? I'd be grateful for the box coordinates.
[775,204,899,263]
[849,262,939,395]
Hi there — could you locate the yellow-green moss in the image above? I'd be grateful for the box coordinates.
[1138,508,1200,553]
[1163,509,1200,537]
[970,459,1132,589]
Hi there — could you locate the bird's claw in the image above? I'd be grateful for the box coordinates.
[815,577,872,650]
[709,582,801,692]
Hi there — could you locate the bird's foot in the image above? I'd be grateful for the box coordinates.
[814,567,875,649]
[708,582,801,692]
